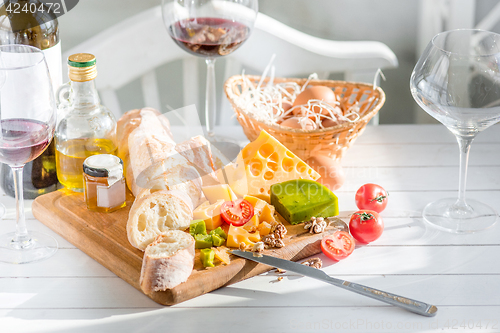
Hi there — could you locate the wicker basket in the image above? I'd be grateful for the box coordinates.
[224,75,386,161]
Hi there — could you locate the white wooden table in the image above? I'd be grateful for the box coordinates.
[1,124,500,333]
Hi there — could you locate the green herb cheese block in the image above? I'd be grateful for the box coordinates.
[270,179,339,224]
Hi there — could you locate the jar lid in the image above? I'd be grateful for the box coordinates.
[83,154,123,178]
[68,53,96,68]
[68,53,97,82]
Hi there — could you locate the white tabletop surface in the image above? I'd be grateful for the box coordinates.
[1,124,500,333]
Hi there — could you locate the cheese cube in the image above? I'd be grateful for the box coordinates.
[243,195,267,215]
[243,195,276,224]
[193,200,224,230]
[226,225,260,248]
[243,214,259,232]
[257,222,272,236]
[202,184,238,204]
[240,130,320,201]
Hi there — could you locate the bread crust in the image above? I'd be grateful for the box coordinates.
[140,230,195,293]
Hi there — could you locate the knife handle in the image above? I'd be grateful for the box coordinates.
[335,280,437,317]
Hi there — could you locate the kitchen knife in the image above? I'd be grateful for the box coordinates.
[230,250,437,317]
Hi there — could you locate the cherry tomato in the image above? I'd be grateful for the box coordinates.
[349,210,384,244]
[320,231,355,261]
[220,199,254,226]
[355,183,388,213]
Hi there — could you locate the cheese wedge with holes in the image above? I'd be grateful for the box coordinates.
[226,225,260,248]
[240,130,320,201]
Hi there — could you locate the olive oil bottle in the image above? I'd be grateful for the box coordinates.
[55,54,117,192]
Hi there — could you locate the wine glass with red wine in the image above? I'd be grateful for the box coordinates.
[0,45,58,264]
[162,0,258,140]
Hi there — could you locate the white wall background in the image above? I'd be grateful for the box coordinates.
[58,0,500,124]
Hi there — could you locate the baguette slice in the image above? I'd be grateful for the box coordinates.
[127,190,194,251]
[140,230,195,293]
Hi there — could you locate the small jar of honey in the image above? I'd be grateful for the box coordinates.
[83,154,126,213]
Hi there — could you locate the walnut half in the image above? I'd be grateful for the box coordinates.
[304,217,327,234]
[301,258,323,269]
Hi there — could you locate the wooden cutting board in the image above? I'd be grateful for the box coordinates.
[32,189,339,305]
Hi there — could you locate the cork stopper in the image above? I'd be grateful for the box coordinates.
[68,53,97,82]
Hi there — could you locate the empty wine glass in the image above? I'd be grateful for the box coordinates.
[161,0,258,141]
[0,45,58,263]
[410,29,500,233]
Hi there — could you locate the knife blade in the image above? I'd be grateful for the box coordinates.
[230,250,437,317]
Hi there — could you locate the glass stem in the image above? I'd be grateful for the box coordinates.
[205,57,217,136]
[455,136,474,209]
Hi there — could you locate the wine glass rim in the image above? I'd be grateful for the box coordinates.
[0,44,46,70]
[431,28,500,57]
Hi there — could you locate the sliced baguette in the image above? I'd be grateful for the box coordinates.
[140,230,195,293]
[127,190,194,251]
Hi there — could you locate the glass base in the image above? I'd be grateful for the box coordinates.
[0,231,58,264]
[423,198,498,234]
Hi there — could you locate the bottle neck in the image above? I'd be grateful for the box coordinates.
[70,79,100,108]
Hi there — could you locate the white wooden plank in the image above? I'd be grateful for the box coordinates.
[334,190,500,218]
[1,214,499,280]
[353,124,500,144]
[2,306,499,333]
[0,274,498,310]
[1,193,35,220]
[0,277,156,310]
[0,219,75,249]
[339,166,500,192]
[342,143,500,167]
[0,248,114,278]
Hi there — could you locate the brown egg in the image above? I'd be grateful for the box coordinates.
[306,155,345,191]
[293,86,336,107]
[322,118,340,128]
[292,86,336,117]
[280,117,317,130]
[272,98,293,115]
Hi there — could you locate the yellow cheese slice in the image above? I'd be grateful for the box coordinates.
[240,130,320,201]
[202,184,238,204]
[226,225,260,248]
[213,246,231,265]
[193,200,224,230]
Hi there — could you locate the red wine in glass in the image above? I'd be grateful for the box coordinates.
[0,119,52,167]
[169,17,250,57]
